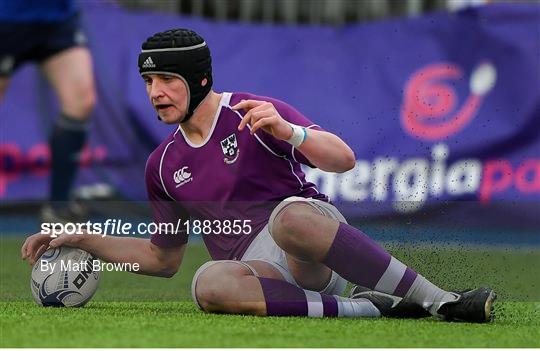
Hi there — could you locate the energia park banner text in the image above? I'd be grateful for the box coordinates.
[1,3,539,225]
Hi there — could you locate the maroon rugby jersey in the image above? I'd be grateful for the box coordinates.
[145,92,328,260]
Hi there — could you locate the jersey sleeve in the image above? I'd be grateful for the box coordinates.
[232,93,324,167]
[145,153,189,248]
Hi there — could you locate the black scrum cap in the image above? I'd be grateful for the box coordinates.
[138,29,212,122]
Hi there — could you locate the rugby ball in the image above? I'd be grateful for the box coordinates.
[30,246,100,307]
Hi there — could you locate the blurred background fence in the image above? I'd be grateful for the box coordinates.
[116,0,522,24]
[119,0,447,23]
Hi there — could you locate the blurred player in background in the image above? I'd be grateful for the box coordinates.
[0,0,96,222]
[22,28,495,323]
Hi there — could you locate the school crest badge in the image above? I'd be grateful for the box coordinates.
[220,133,240,164]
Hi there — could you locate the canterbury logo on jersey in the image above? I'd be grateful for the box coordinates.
[174,166,193,187]
[142,56,156,69]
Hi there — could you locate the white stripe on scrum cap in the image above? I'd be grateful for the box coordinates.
[374,256,407,295]
[304,289,324,318]
[141,42,207,53]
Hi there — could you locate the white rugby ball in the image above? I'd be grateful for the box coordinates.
[30,246,100,307]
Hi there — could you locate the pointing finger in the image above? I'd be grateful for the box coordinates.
[231,99,266,112]
[238,109,252,131]
[250,116,273,135]
[231,99,246,111]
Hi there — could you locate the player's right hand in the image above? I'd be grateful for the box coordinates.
[21,232,55,266]
[233,99,293,140]
[21,232,84,266]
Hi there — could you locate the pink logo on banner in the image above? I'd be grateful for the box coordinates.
[401,61,496,140]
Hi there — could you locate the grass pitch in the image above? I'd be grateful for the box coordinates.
[1,235,539,347]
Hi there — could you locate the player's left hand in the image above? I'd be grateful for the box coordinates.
[233,100,293,140]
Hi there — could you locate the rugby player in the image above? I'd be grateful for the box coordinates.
[0,0,96,222]
[22,29,495,322]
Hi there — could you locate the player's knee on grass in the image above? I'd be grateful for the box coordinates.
[192,261,255,313]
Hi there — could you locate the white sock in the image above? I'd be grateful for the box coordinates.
[334,296,381,318]
[404,274,459,316]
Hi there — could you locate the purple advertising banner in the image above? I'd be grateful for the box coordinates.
[1,3,539,222]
